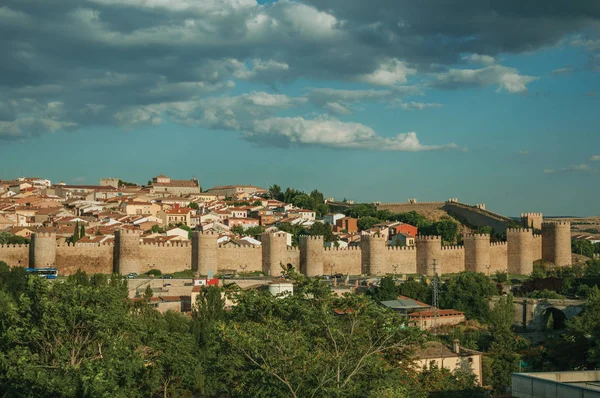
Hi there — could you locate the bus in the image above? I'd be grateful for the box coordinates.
[25,267,58,279]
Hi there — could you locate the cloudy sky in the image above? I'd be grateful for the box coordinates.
[1,0,599,216]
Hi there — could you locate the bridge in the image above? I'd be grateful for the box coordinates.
[490,296,586,332]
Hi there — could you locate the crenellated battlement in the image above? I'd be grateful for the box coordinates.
[0,244,29,249]
[299,235,324,241]
[57,242,114,248]
[532,234,542,239]
[463,233,490,239]
[416,235,442,241]
[521,212,543,217]
[286,246,299,252]
[324,246,361,251]
[141,241,190,247]
[542,221,571,227]
[378,201,446,206]
[361,233,388,241]
[262,232,288,239]
[442,245,464,251]
[507,228,531,234]
[490,242,508,247]
[117,228,141,236]
[386,245,416,251]
[32,232,56,238]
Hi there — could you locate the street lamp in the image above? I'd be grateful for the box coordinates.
[486,264,491,276]
[240,264,247,279]
[392,264,398,280]
[329,263,334,277]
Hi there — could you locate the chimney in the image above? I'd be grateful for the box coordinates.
[453,339,460,354]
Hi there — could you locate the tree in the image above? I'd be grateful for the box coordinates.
[439,272,498,321]
[486,294,520,394]
[144,284,154,301]
[268,184,284,201]
[308,222,336,243]
[79,223,85,240]
[0,232,30,245]
[188,202,200,210]
[573,239,595,258]
[230,225,244,235]
[372,276,397,302]
[357,216,381,231]
[397,278,431,304]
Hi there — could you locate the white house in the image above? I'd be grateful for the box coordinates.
[323,213,345,225]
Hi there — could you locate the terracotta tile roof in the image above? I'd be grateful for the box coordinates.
[408,309,464,318]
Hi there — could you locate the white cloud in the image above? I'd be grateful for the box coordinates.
[545,164,594,174]
[395,102,443,111]
[461,54,496,66]
[358,59,416,86]
[72,176,86,183]
[518,150,530,156]
[432,65,539,93]
[590,155,600,161]
[248,117,460,151]
[306,88,398,114]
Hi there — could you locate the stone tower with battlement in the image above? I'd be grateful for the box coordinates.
[361,233,388,275]
[261,232,289,277]
[507,228,533,275]
[416,236,442,276]
[29,232,56,268]
[542,221,572,266]
[192,231,218,276]
[463,233,490,273]
[114,229,141,275]
[299,235,324,277]
[521,213,543,231]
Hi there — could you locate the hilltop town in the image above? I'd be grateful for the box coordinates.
[1,174,593,281]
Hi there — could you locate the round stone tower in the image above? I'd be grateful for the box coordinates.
[261,232,289,277]
[30,232,57,268]
[463,233,491,273]
[192,231,218,276]
[299,235,324,277]
[416,236,442,276]
[507,228,533,275]
[360,233,388,275]
[542,221,572,267]
[114,229,141,275]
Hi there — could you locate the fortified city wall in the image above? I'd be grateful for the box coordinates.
[0,219,573,278]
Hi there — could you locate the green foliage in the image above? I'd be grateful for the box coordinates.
[371,276,398,302]
[527,289,565,299]
[230,225,244,235]
[118,179,138,187]
[397,278,431,304]
[420,218,459,243]
[418,361,485,398]
[146,269,162,277]
[188,201,200,210]
[357,216,381,231]
[439,272,498,321]
[495,270,508,283]
[572,239,598,258]
[486,294,520,394]
[0,232,30,245]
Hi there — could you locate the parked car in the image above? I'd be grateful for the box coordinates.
[163,274,173,279]
[127,273,137,279]
[332,273,344,279]
[163,283,171,288]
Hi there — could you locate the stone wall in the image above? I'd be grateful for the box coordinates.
[0,244,29,267]
[387,246,417,275]
[441,246,465,274]
[489,242,508,273]
[323,247,362,275]
[443,202,511,233]
[56,243,114,275]
[137,242,192,274]
[1,223,573,277]
[217,246,262,273]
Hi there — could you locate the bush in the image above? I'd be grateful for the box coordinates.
[495,271,508,283]
[146,269,162,277]
[527,289,565,299]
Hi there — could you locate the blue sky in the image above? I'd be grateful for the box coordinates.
[1,0,599,216]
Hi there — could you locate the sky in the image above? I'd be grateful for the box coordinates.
[1,0,599,217]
